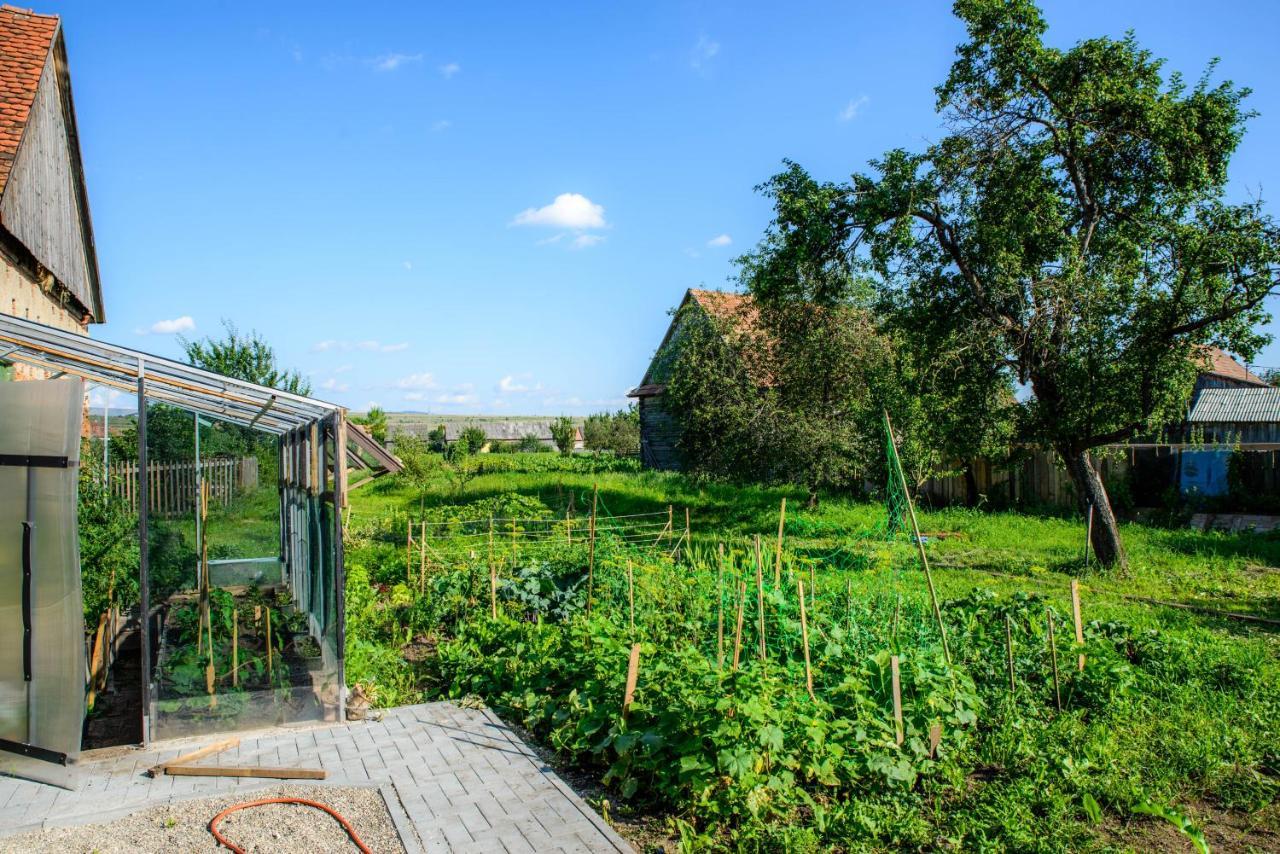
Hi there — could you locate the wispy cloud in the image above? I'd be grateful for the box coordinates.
[140,315,195,335]
[707,234,732,248]
[402,260,413,270]
[690,35,720,71]
[320,377,350,393]
[431,119,452,132]
[313,339,409,353]
[439,62,460,79]
[372,52,423,72]
[838,94,869,122]
[395,372,438,390]
[497,374,543,394]
[571,234,605,249]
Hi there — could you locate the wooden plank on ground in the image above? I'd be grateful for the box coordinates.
[165,764,324,780]
[147,737,240,777]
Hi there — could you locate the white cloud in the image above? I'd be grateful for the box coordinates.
[707,234,732,248]
[372,52,423,72]
[838,95,869,122]
[571,234,605,249]
[684,247,701,259]
[497,374,543,394]
[402,260,413,270]
[312,339,408,353]
[690,35,720,70]
[320,378,350,393]
[145,315,195,335]
[435,392,477,405]
[512,193,608,230]
[439,62,460,79]
[402,391,427,402]
[395,372,437,390]
[334,364,353,373]
[431,119,452,132]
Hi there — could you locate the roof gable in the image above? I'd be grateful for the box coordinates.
[0,7,103,322]
[1199,346,1267,386]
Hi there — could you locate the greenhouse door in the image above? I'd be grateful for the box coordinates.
[0,378,86,788]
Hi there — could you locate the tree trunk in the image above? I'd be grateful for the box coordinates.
[1060,448,1128,569]
[963,461,979,507]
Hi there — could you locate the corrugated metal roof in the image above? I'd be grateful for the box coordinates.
[1188,387,1280,424]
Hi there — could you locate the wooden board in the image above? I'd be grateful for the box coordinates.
[165,764,325,780]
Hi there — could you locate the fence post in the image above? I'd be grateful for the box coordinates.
[587,484,598,616]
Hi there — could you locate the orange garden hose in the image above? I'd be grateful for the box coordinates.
[208,797,374,854]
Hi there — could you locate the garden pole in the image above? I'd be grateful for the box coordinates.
[232,610,239,688]
[1071,579,1085,671]
[884,412,951,665]
[775,497,786,585]
[1083,502,1094,567]
[588,485,598,616]
[566,509,572,545]
[406,521,412,585]
[511,518,517,566]
[622,643,641,720]
[798,578,814,700]
[1047,608,1062,712]
[891,655,903,746]
[266,607,273,681]
[419,520,426,594]
[717,544,725,672]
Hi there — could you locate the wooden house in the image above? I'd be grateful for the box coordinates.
[628,288,756,470]
[0,5,102,381]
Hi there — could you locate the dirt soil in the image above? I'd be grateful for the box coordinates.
[1099,799,1280,853]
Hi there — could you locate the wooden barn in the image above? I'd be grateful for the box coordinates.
[0,4,102,380]
[628,288,755,470]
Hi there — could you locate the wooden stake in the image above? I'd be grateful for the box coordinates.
[147,736,240,777]
[884,412,951,665]
[1047,608,1062,712]
[627,558,635,634]
[731,581,746,671]
[566,510,572,545]
[798,578,814,700]
[1004,613,1015,696]
[1071,579,1085,671]
[587,485,598,615]
[166,765,325,781]
[622,643,641,719]
[717,544,725,672]
[232,609,239,687]
[891,654,904,746]
[775,497,786,585]
[928,723,942,758]
[406,520,413,585]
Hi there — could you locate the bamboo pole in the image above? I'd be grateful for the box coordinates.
[419,520,427,593]
[891,654,903,746]
[798,578,814,700]
[775,497,786,585]
[566,510,572,545]
[884,412,951,665]
[1047,608,1062,712]
[587,485,598,616]
[1071,579,1085,671]
[717,544,725,672]
[731,581,746,671]
[406,520,413,585]
[622,643,641,720]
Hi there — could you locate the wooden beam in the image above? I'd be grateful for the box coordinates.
[165,764,325,780]
[147,737,239,777]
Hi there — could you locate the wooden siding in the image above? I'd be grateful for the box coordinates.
[638,394,681,470]
[0,49,95,318]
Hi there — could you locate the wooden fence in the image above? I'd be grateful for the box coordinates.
[107,457,258,517]
[920,445,1280,510]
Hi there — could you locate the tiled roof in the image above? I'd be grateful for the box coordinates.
[0,6,58,196]
[1188,387,1280,424]
[1200,346,1268,386]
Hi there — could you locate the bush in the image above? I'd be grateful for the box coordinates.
[550,417,576,456]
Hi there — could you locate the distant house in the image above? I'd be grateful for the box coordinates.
[0,6,102,382]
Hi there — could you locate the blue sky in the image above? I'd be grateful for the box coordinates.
[63,0,1280,414]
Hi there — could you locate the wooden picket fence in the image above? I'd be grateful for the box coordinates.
[107,457,258,517]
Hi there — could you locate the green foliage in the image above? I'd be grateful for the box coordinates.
[78,441,139,620]
[427,423,448,453]
[550,416,577,456]
[457,425,487,455]
[352,406,388,444]
[180,320,311,396]
[582,407,640,456]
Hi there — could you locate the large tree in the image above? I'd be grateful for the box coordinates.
[849,0,1279,566]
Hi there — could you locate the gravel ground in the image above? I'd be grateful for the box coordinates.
[3,784,408,853]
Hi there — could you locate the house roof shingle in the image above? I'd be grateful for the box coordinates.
[1200,346,1268,386]
[0,6,58,196]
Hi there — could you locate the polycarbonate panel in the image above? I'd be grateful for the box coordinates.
[0,378,85,788]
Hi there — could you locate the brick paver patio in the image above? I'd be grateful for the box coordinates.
[0,702,633,853]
